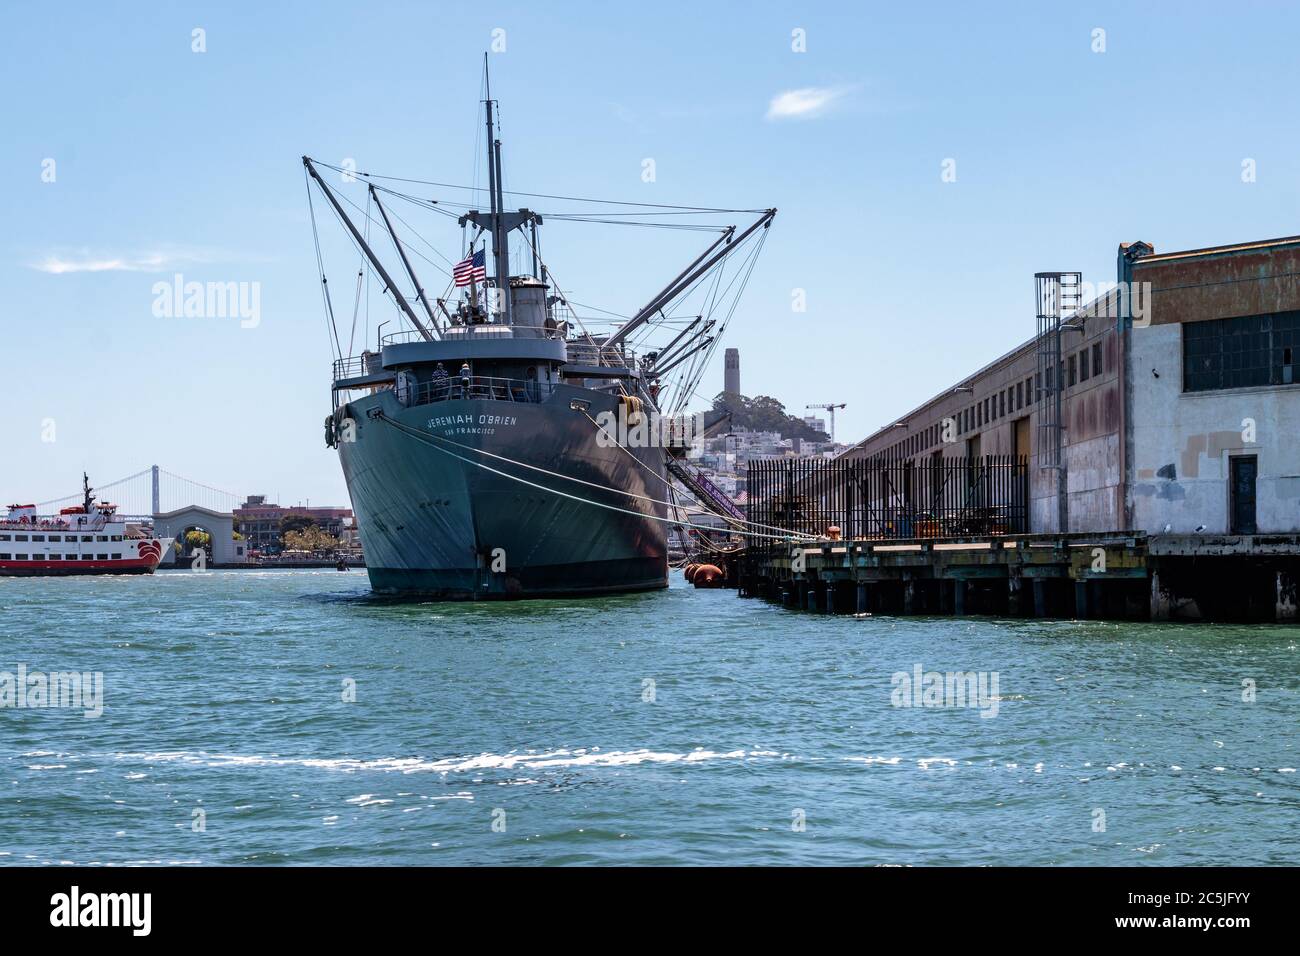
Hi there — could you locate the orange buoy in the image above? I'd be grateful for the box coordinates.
[683,563,700,582]
[692,564,724,588]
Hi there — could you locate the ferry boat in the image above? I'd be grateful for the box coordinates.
[0,475,168,577]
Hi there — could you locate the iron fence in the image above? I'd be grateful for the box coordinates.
[746,455,1029,540]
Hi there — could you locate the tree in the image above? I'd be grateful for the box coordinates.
[279,513,316,535]
[712,392,829,442]
[182,529,211,557]
[282,526,340,554]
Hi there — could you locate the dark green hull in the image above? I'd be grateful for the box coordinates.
[337,383,668,599]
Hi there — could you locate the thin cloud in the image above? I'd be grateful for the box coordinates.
[765,86,850,121]
[28,248,230,275]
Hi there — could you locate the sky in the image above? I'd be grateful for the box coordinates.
[4,1,1300,508]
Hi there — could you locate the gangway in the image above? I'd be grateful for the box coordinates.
[665,457,746,529]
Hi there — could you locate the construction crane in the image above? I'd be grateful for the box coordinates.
[806,402,846,442]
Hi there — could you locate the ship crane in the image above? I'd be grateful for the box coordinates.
[806,402,846,443]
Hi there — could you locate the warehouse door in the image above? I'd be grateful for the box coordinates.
[1230,455,1257,534]
[1013,416,1030,462]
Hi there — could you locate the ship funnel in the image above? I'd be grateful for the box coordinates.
[509,276,550,337]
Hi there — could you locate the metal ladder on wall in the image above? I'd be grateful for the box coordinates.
[1034,272,1082,532]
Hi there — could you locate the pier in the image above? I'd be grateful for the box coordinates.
[733,532,1300,622]
[721,235,1300,624]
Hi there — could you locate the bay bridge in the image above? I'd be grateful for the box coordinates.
[33,466,243,518]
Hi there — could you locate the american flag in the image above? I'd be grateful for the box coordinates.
[453,248,487,287]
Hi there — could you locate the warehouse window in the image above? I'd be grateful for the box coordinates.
[1183,310,1300,392]
[1092,342,1103,376]
[1068,354,1077,387]
[1080,347,1090,381]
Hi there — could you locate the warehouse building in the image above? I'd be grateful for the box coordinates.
[844,234,1300,541]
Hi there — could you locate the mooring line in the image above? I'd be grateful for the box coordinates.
[373,412,812,542]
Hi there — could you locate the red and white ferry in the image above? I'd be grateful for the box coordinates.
[0,474,168,577]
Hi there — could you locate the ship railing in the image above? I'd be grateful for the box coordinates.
[408,375,555,407]
[332,353,386,381]
[379,325,567,347]
[0,519,110,531]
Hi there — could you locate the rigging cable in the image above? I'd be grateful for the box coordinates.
[347,189,372,357]
[307,159,764,214]
[305,166,343,361]
[672,227,768,417]
[578,408,756,545]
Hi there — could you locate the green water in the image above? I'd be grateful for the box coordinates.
[1,569,1296,865]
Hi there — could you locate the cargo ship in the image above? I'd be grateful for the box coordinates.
[0,475,167,577]
[307,64,773,598]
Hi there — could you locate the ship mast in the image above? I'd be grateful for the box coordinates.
[456,58,547,327]
[484,55,511,324]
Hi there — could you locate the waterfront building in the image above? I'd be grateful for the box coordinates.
[233,495,355,553]
[842,234,1300,539]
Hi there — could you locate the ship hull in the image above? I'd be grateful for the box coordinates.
[337,384,668,599]
[0,564,159,577]
[0,542,166,578]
